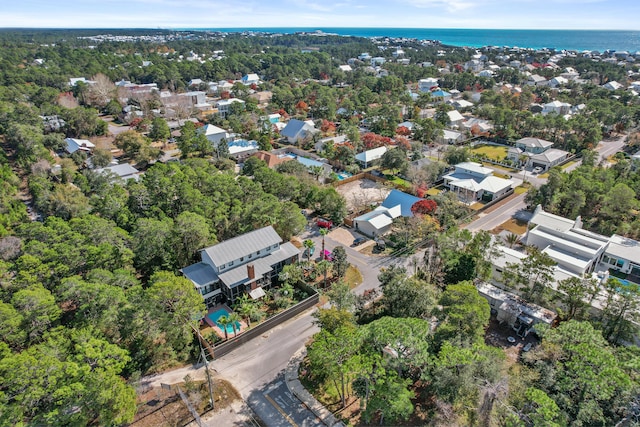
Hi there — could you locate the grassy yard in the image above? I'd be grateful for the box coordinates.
[344,265,363,288]
[494,218,528,235]
[561,160,578,170]
[514,186,529,195]
[426,187,442,196]
[471,144,508,161]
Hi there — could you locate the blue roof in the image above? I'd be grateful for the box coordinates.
[297,156,325,168]
[381,189,421,217]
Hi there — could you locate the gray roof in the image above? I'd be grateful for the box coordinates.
[606,234,640,263]
[281,119,315,139]
[181,262,218,287]
[217,242,300,288]
[516,137,554,149]
[201,226,282,267]
[95,163,140,179]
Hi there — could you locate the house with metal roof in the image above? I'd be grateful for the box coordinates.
[353,190,421,237]
[65,138,95,154]
[355,146,388,168]
[443,162,514,203]
[181,226,300,307]
[280,119,319,144]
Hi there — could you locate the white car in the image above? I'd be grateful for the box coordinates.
[532,166,544,174]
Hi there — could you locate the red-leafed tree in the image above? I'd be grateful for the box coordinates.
[395,136,411,151]
[362,132,392,150]
[220,91,231,100]
[411,199,438,216]
[296,100,309,112]
[396,126,411,137]
[320,119,336,136]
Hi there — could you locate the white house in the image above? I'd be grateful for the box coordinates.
[355,146,388,168]
[241,73,260,85]
[418,78,439,92]
[526,75,548,86]
[548,76,569,88]
[280,119,318,144]
[446,110,465,128]
[542,100,572,116]
[443,162,513,203]
[604,81,624,91]
[199,124,231,147]
[215,98,245,117]
[353,190,421,237]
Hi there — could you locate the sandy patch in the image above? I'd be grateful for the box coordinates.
[335,179,390,213]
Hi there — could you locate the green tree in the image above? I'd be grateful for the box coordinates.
[11,283,61,343]
[380,148,409,175]
[434,281,490,348]
[331,246,349,279]
[303,239,315,262]
[114,129,159,164]
[554,276,599,321]
[149,117,170,142]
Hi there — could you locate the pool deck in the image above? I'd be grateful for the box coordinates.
[204,304,247,339]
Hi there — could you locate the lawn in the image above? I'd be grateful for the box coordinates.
[561,160,578,170]
[426,187,442,196]
[471,144,508,161]
[495,218,528,235]
[514,186,529,195]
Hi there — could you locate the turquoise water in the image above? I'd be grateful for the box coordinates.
[337,172,352,180]
[192,27,640,53]
[207,309,241,334]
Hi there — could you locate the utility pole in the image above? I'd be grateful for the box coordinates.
[200,345,215,411]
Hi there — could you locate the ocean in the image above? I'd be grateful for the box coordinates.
[195,27,640,53]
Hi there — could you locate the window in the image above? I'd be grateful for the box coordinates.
[248,254,252,259]
[240,257,244,262]
[257,250,261,255]
[617,259,625,268]
[495,268,503,273]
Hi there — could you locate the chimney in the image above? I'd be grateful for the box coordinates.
[247,264,255,280]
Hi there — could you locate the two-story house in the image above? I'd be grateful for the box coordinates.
[507,137,570,171]
[181,226,300,307]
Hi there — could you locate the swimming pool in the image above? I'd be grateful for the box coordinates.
[336,172,352,180]
[207,308,241,334]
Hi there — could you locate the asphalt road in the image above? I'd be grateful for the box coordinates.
[464,193,528,233]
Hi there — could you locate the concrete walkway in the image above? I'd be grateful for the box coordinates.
[285,348,345,427]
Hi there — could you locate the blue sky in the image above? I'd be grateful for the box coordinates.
[2,0,639,30]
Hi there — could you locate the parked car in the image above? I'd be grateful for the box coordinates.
[322,249,334,261]
[352,237,367,246]
[303,247,315,258]
[532,166,544,174]
[522,342,533,352]
[317,218,333,229]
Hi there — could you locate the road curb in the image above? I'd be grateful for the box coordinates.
[284,347,345,427]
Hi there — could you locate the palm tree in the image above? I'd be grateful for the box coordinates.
[319,227,328,258]
[228,312,241,338]
[316,259,332,289]
[303,239,315,262]
[217,315,230,340]
[235,298,254,328]
[505,232,520,248]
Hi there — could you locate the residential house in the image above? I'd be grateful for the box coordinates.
[181,226,300,307]
[355,146,388,168]
[526,74,548,86]
[227,139,259,159]
[199,124,231,147]
[215,98,245,118]
[418,78,439,92]
[95,163,141,181]
[280,119,318,145]
[525,206,609,276]
[449,99,474,110]
[65,138,95,154]
[443,162,513,203]
[439,129,465,145]
[541,100,572,116]
[241,73,260,85]
[188,78,204,87]
[358,53,372,61]
[477,282,557,337]
[338,65,353,72]
[548,76,569,88]
[446,110,465,128]
[602,234,640,278]
[515,137,554,154]
[527,148,571,171]
[429,89,452,104]
[249,91,273,106]
[252,150,293,169]
[353,190,421,237]
[604,81,624,91]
